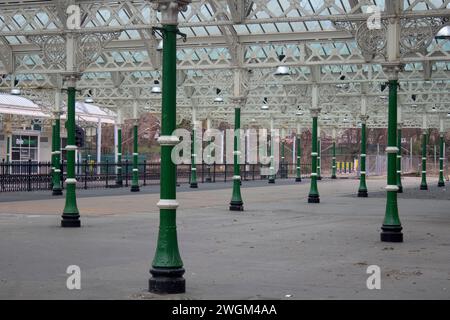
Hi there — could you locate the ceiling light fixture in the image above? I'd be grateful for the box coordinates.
[261,97,269,110]
[214,88,224,103]
[151,80,162,94]
[274,53,290,76]
[436,25,450,39]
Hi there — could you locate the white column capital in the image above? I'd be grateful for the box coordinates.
[151,0,190,25]
[382,62,404,81]
[310,108,321,118]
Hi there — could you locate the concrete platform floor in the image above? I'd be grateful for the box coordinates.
[0,177,449,300]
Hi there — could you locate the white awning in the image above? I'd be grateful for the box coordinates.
[0,93,116,124]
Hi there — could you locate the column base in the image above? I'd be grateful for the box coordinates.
[61,215,81,228]
[131,185,140,192]
[438,181,445,187]
[357,189,368,197]
[295,177,302,182]
[149,267,185,294]
[397,185,403,193]
[229,200,244,211]
[52,188,63,196]
[268,178,275,184]
[190,182,198,188]
[331,176,337,179]
[308,194,320,203]
[420,184,428,190]
[380,225,403,243]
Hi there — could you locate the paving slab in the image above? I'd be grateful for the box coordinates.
[0,177,449,299]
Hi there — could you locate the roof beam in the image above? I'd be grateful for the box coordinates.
[0,36,13,74]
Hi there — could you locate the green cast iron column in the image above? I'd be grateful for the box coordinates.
[61,86,80,228]
[116,127,123,186]
[149,22,185,294]
[268,127,275,184]
[51,123,56,189]
[190,126,198,188]
[317,139,322,180]
[308,110,320,203]
[438,133,445,187]
[230,106,243,211]
[53,115,62,195]
[397,127,403,193]
[131,123,140,192]
[420,130,428,190]
[331,140,337,179]
[295,134,302,182]
[358,119,368,197]
[380,77,402,242]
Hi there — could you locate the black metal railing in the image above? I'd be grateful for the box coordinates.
[0,159,312,193]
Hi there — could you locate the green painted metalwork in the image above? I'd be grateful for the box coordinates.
[397,128,403,192]
[438,134,445,187]
[296,136,301,181]
[61,86,80,226]
[190,127,198,188]
[420,132,428,190]
[317,139,321,180]
[151,24,183,268]
[308,116,319,203]
[52,117,62,194]
[116,128,123,186]
[268,131,275,183]
[381,79,402,242]
[131,124,140,192]
[358,122,368,196]
[230,107,243,210]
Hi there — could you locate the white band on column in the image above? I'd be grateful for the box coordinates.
[55,169,61,173]
[133,153,139,156]
[65,145,77,151]
[191,168,197,171]
[422,157,427,160]
[233,175,241,180]
[397,155,402,158]
[311,173,317,176]
[158,135,180,146]
[65,178,77,184]
[385,185,399,191]
[311,152,318,156]
[360,154,366,157]
[157,199,179,209]
[133,169,139,172]
[233,151,241,156]
[360,171,366,174]
[386,147,399,153]
[117,153,122,156]
[422,171,427,173]
[396,170,401,173]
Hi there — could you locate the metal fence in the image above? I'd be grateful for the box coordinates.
[0,159,312,193]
